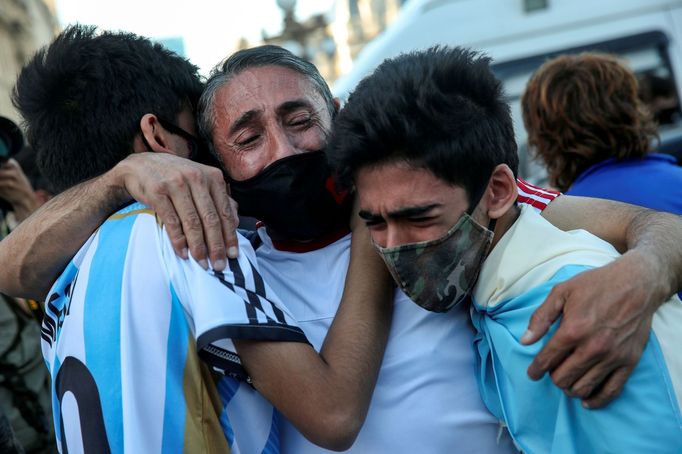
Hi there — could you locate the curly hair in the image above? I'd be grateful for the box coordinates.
[522,53,658,192]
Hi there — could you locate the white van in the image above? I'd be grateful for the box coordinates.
[333,0,682,183]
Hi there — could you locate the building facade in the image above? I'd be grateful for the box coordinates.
[254,0,404,84]
[0,0,58,123]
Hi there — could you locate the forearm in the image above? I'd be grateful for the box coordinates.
[619,208,682,300]
[0,170,129,299]
[316,225,393,431]
[542,195,682,302]
[236,228,393,450]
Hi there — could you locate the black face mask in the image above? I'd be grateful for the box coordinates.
[228,151,352,241]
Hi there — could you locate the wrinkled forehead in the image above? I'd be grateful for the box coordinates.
[212,65,330,128]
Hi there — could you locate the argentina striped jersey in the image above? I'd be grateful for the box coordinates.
[41,202,307,453]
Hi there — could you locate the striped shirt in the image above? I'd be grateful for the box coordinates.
[516,178,561,212]
[41,202,307,454]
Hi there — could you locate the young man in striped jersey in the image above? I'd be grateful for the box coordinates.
[331,46,682,452]
[3,42,682,452]
[12,26,394,453]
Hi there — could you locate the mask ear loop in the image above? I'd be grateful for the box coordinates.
[466,178,497,233]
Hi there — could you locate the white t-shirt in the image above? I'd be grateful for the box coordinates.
[42,202,306,454]
[255,232,514,453]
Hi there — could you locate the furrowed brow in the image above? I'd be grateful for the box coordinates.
[276,99,314,116]
[387,204,440,220]
[229,109,261,135]
[358,210,385,224]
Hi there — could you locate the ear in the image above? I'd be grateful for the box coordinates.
[135,113,173,154]
[484,164,518,220]
[34,189,52,206]
[332,97,341,114]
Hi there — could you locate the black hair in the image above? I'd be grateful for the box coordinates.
[12,24,204,193]
[329,46,518,205]
[199,45,335,146]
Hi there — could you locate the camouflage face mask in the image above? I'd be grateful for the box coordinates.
[374,213,495,312]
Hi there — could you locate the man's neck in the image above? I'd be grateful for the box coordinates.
[490,204,521,252]
[265,225,351,253]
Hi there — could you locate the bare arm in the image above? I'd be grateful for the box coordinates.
[524,195,682,407]
[0,152,239,299]
[235,221,394,451]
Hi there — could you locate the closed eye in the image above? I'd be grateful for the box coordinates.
[410,216,436,223]
[364,219,386,227]
[287,113,313,127]
[235,133,261,147]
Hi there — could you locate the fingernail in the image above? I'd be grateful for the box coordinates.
[228,246,238,258]
[213,259,226,271]
[181,248,189,259]
[582,401,590,409]
[198,259,209,270]
[520,329,534,344]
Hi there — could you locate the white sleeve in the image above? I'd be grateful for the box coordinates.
[160,230,308,380]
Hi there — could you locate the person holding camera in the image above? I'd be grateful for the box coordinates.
[0,115,54,454]
[0,117,44,239]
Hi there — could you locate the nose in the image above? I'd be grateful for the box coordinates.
[269,125,300,162]
[384,226,406,249]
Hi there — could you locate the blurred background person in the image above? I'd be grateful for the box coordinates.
[0,115,54,454]
[638,69,681,127]
[522,53,682,216]
[0,149,50,238]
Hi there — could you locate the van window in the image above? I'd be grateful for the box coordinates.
[493,31,681,185]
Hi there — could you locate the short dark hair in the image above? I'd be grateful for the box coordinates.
[198,45,335,147]
[12,25,204,193]
[329,46,518,206]
[522,53,657,192]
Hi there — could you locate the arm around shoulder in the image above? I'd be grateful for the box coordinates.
[0,168,129,299]
[530,194,682,407]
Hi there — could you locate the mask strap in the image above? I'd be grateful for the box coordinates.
[467,178,497,233]
[466,181,488,216]
[487,218,497,233]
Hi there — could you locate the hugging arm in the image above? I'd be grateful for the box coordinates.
[0,152,238,299]
[528,195,682,407]
[235,220,394,451]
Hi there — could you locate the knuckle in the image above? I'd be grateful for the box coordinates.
[164,214,181,228]
[550,373,568,389]
[186,168,203,183]
[603,385,622,400]
[552,369,579,391]
[209,245,226,258]
[586,336,611,358]
[532,356,550,373]
[170,234,187,246]
[171,175,187,189]
[573,382,595,398]
[185,214,203,232]
[220,198,235,216]
[152,182,170,197]
[560,321,588,344]
[207,167,224,182]
[548,282,568,298]
[203,210,221,227]
[529,311,547,327]
[530,311,545,325]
